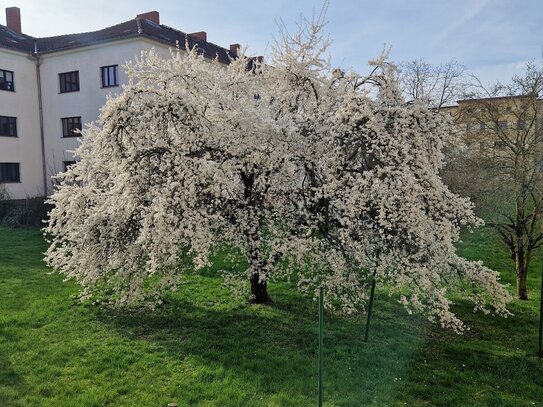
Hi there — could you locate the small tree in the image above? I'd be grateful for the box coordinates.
[452,61,543,300]
[45,16,511,331]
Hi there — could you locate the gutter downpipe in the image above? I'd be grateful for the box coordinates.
[32,41,48,197]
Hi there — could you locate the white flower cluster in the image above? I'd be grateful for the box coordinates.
[44,18,511,331]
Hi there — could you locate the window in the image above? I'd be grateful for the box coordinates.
[517,120,526,130]
[498,121,508,130]
[0,163,20,183]
[465,122,472,132]
[101,65,118,88]
[59,71,79,93]
[0,69,14,91]
[0,116,17,137]
[63,161,76,171]
[61,117,82,137]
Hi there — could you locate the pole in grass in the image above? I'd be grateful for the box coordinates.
[538,256,543,358]
[318,286,324,407]
[364,274,376,343]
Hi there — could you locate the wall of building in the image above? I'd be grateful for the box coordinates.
[38,38,175,194]
[0,47,44,199]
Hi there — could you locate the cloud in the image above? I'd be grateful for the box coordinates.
[430,0,490,49]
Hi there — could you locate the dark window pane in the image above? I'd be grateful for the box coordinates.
[61,117,82,137]
[0,69,15,91]
[0,163,20,183]
[63,161,76,171]
[0,116,17,137]
[59,71,80,93]
[60,74,65,92]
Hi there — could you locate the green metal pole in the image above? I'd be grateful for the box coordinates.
[538,257,543,358]
[364,277,376,343]
[318,287,324,407]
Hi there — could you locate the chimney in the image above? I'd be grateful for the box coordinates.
[189,31,207,42]
[136,11,160,25]
[6,7,21,34]
[229,43,240,56]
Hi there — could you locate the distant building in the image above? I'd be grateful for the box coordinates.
[0,7,239,199]
[442,95,543,154]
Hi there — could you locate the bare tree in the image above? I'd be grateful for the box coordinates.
[399,58,466,108]
[454,61,543,300]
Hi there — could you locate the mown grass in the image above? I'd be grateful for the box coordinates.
[0,226,542,406]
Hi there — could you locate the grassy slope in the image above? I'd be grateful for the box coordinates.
[0,227,541,406]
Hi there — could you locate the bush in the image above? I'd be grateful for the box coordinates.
[0,190,50,228]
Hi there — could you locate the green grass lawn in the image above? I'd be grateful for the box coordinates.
[0,227,542,406]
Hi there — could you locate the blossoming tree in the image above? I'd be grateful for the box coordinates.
[45,16,511,332]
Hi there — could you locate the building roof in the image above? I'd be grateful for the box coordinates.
[0,23,35,52]
[457,94,540,104]
[0,17,232,63]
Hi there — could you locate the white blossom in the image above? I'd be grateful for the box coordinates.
[45,18,511,332]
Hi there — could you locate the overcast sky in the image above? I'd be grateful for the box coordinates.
[3,0,542,85]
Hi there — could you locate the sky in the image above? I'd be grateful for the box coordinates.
[2,0,542,86]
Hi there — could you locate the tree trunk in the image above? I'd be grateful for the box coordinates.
[249,272,271,304]
[241,169,272,305]
[517,267,529,300]
[515,246,529,300]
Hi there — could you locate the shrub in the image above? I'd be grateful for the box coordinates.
[0,192,49,228]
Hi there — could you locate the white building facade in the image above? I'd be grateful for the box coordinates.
[0,8,237,199]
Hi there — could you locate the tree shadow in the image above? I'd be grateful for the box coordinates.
[93,283,429,406]
[397,299,543,406]
[0,336,25,406]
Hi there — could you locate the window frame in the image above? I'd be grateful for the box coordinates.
[0,162,21,183]
[61,116,82,138]
[100,65,119,88]
[59,71,80,93]
[0,69,15,92]
[0,116,17,137]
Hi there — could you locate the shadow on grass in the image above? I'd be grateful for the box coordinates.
[0,341,25,406]
[9,227,541,405]
[92,281,429,406]
[397,297,543,407]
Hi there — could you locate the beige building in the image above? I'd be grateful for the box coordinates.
[443,95,543,152]
[0,7,238,199]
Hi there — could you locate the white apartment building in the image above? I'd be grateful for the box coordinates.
[0,7,238,199]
